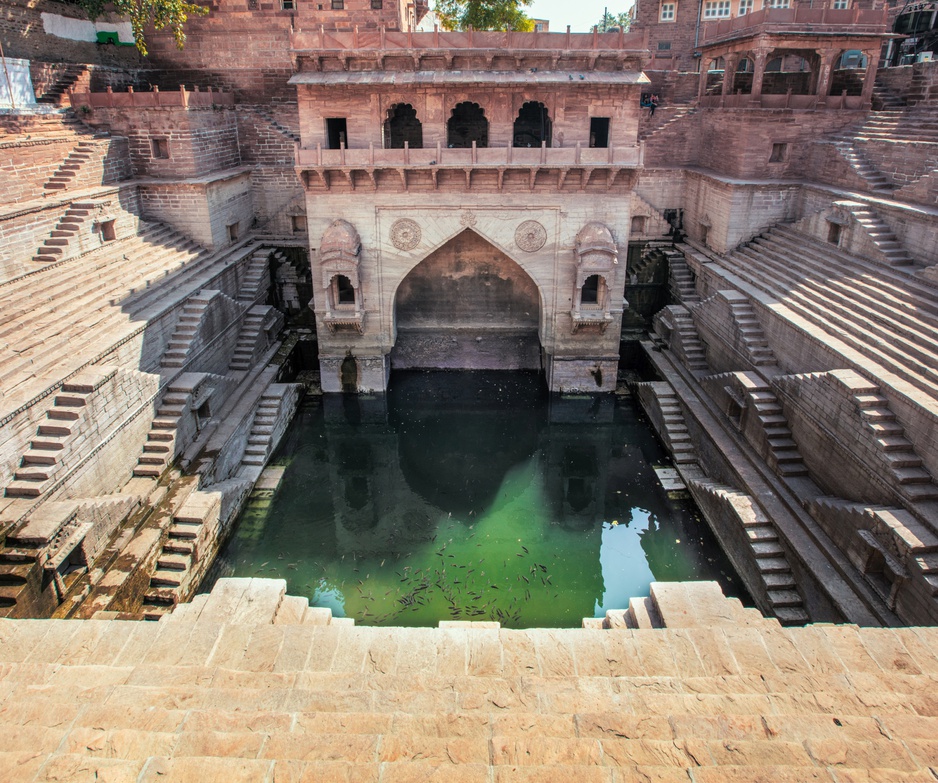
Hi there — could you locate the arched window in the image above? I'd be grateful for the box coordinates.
[334,275,356,306]
[737,57,754,73]
[581,275,601,305]
[383,103,423,149]
[447,102,488,148]
[513,101,552,148]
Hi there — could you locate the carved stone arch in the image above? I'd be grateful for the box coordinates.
[571,221,618,332]
[319,219,364,333]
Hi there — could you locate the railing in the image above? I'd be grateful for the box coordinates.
[700,6,887,44]
[295,143,643,168]
[290,26,647,53]
[69,86,235,110]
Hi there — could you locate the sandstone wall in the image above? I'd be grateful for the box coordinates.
[683,174,800,253]
[139,172,253,250]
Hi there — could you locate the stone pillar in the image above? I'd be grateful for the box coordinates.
[859,48,881,107]
[749,48,771,106]
[721,53,740,101]
[698,58,711,100]
[814,49,838,105]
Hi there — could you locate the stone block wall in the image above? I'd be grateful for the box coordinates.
[683,174,800,253]
[60,369,161,499]
[854,138,938,189]
[690,290,757,374]
[88,105,241,179]
[139,171,253,249]
[251,170,306,235]
[697,108,864,180]
[182,292,249,378]
[774,369,921,505]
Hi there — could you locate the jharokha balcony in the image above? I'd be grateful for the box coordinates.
[294,144,644,192]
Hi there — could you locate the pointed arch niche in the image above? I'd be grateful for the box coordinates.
[390,229,541,371]
[320,219,365,334]
[571,221,618,332]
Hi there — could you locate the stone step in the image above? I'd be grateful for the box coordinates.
[767,588,802,608]
[157,553,190,571]
[21,448,61,466]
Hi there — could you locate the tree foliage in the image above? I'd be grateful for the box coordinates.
[597,10,632,31]
[435,0,534,31]
[78,0,208,56]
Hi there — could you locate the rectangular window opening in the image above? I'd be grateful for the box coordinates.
[331,0,344,8]
[659,2,675,20]
[100,219,116,242]
[703,0,731,18]
[281,0,295,8]
[326,118,348,150]
[769,142,788,162]
[589,117,610,148]
[292,215,306,233]
[151,138,169,159]
[371,0,383,7]
[227,222,240,242]
[827,221,842,245]
[739,0,753,13]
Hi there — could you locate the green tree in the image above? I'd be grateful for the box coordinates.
[78,0,208,56]
[435,0,534,31]
[597,9,632,31]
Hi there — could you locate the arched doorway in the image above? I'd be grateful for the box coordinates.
[447,102,488,148]
[391,230,541,371]
[384,103,423,149]
[513,101,552,147]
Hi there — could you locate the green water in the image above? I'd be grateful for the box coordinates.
[205,371,749,626]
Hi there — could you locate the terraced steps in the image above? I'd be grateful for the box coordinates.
[0,217,213,408]
[709,228,938,399]
[6,578,934,780]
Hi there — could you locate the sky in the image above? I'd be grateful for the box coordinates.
[526,0,634,32]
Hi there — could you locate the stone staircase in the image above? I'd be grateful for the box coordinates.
[666,248,700,305]
[0,217,212,409]
[687,479,809,624]
[36,65,88,105]
[646,382,697,465]
[840,202,914,267]
[142,479,253,619]
[237,248,273,303]
[32,201,98,263]
[829,137,895,193]
[4,368,117,498]
[704,226,938,399]
[747,383,808,479]
[229,305,274,372]
[251,105,301,144]
[850,105,938,143]
[849,384,938,503]
[43,137,108,192]
[669,306,709,373]
[160,291,218,370]
[727,298,776,367]
[638,105,697,142]
[10,578,930,780]
[242,388,289,467]
[133,387,188,479]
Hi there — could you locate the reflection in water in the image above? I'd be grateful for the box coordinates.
[205,371,749,627]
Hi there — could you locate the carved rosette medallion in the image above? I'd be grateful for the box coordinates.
[390,218,421,251]
[459,210,478,228]
[515,220,547,253]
